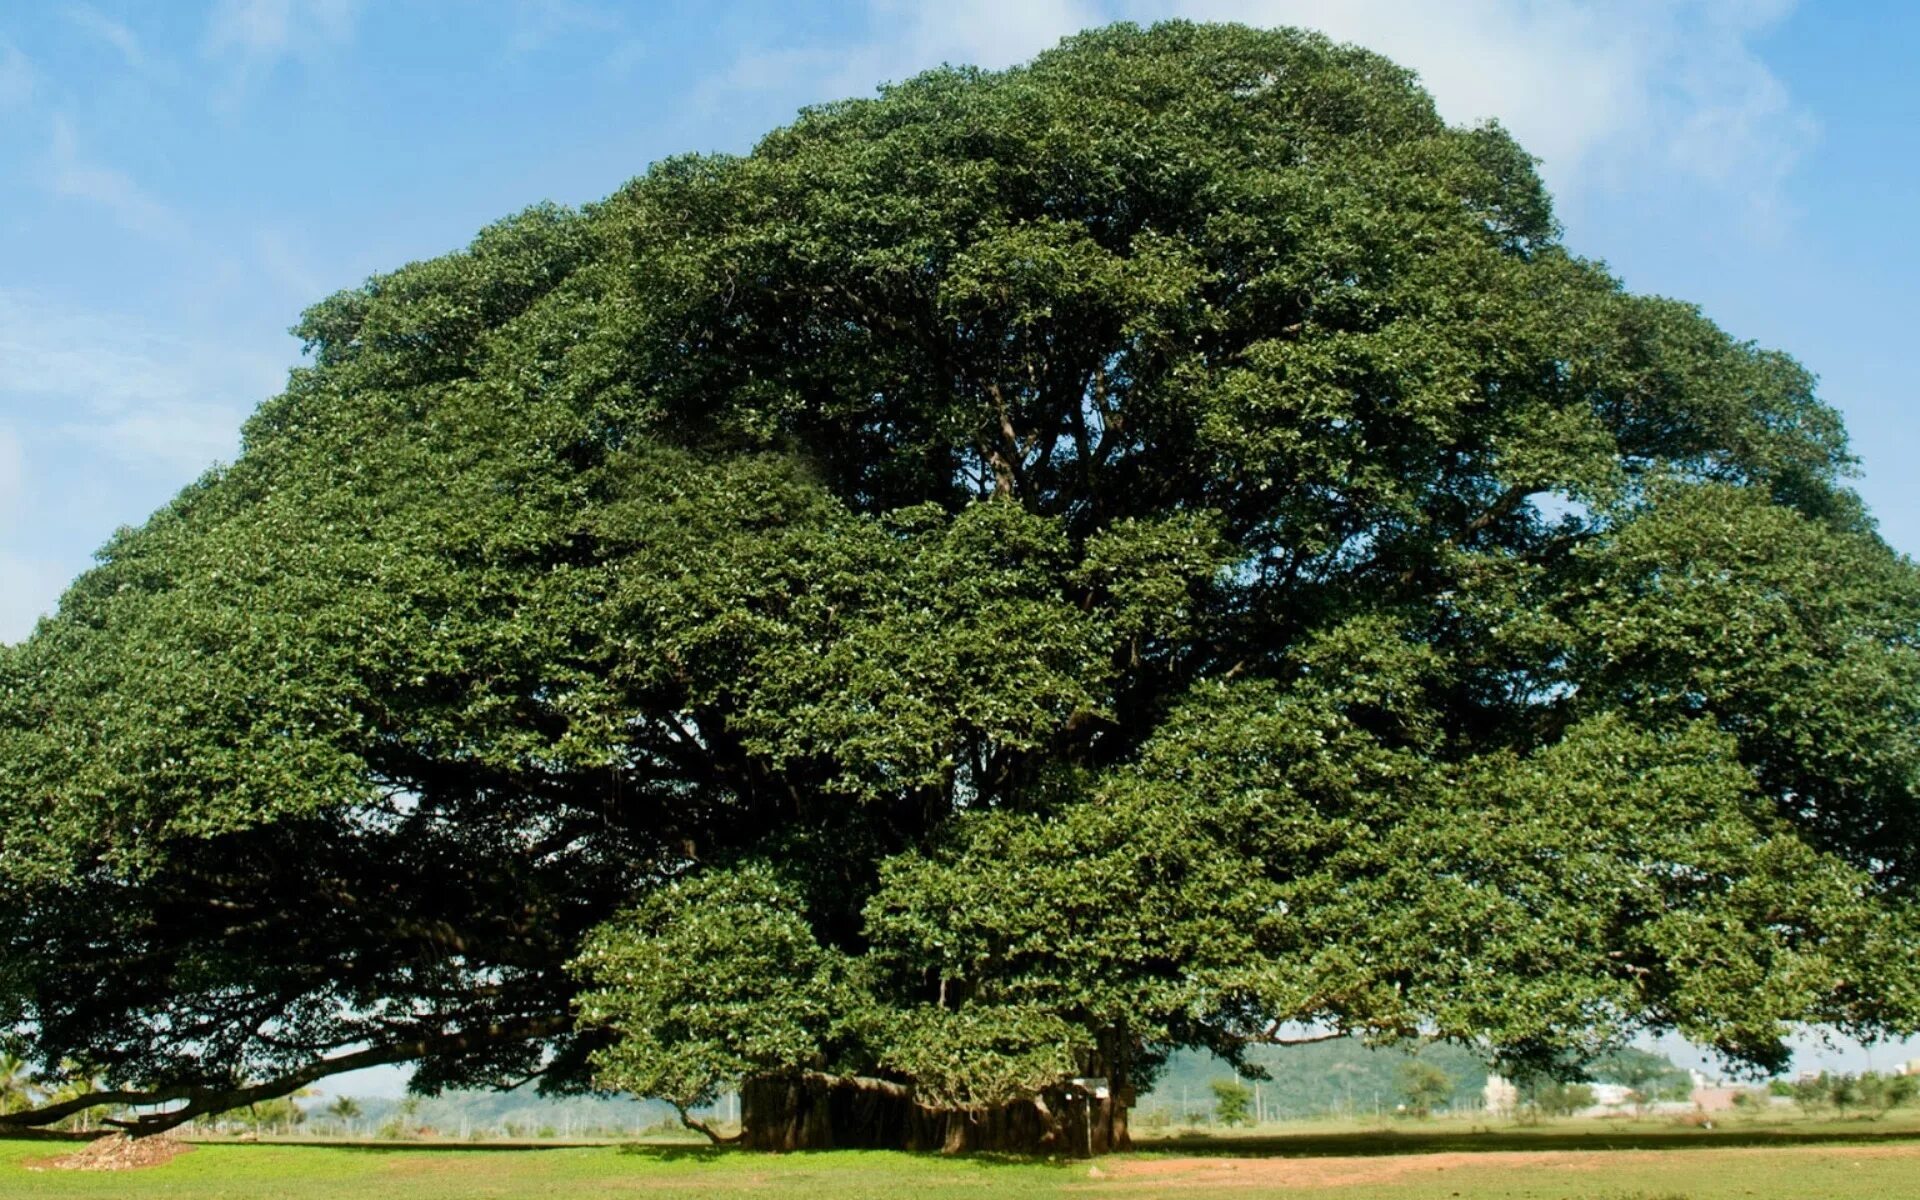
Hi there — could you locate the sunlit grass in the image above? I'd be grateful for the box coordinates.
[1,1111,1915,1198]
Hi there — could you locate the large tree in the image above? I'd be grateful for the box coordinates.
[2,21,1916,1151]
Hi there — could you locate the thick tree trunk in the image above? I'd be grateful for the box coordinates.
[739,1072,1126,1157]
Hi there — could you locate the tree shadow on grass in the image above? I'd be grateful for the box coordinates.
[1132,1122,1920,1160]
[616,1144,730,1163]
[613,1143,1075,1171]
[242,1139,625,1155]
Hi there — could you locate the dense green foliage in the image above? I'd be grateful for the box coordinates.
[2,20,1917,1134]
[1787,1070,1919,1118]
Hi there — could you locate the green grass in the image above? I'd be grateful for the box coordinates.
[2,1114,1916,1198]
[0,1139,1074,1200]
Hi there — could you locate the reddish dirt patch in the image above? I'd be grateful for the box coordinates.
[25,1133,194,1172]
[1114,1150,1627,1190]
[1106,1143,1920,1191]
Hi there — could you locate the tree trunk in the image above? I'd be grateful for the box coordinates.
[739,1072,1126,1157]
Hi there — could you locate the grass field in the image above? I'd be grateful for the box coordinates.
[4,1114,1918,1199]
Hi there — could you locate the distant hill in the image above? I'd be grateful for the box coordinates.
[1138,1039,1690,1122]
[1141,1039,1491,1121]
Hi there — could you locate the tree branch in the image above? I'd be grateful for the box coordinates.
[984,382,1025,500]
[1396,483,1539,586]
[0,1014,572,1138]
[1226,1025,1348,1048]
[669,1100,742,1145]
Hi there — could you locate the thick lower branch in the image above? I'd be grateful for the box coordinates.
[0,1013,571,1137]
[670,1100,742,1145]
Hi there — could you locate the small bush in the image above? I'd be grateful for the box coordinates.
[1209,1078,1255,1127]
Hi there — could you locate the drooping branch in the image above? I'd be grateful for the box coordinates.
[1258,1031,1348,1047]
[1228,1024,1350,1048]
[0,1014,571,1138]
[669,1099,742,1145]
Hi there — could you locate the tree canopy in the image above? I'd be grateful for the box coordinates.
[2,20,1916,1144]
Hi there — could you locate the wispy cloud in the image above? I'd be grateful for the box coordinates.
[65,3,147,70]
[864,0,1103,72]
[0,38,34,109]
[204,0,360,60]
[45,116,187,241]
[251,226,329,304]
[507,0,620,54]
[0,424,23,522]
[705,0,1810,236]
[0,291,289,642]
[0,426,69,641]
[710,0,1096,106]
[501,1,647,76]
[0,289,284,476]
[0,551,77,644]
[202,0,361,99]
[1144,0,1811,229]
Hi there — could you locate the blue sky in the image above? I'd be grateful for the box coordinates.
[2,1,1918,641]
[2,0,1917,1092]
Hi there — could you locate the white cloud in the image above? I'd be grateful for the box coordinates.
[862,0,1103,73]
[0,289,284,476]
[204,0,359,59]
[0,551,77,644]
[0,38,34,109]
[1150,0,1643,183]
[0,426,75,646]
[252,226,328,304]
[708,0,1810,232]
[499,1,648,77]
[601,36,649,77]
[202,0,360,99]
[66,3,147,70]
[0,425,23,521]
[506,0,622,55]
[0,293,287,643]
[46,116,188,241]
[706,0,1097,111]
[1140,0,1810,221]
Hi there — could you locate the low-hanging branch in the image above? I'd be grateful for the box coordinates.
[0,1014,571,1137]
[669,1100,743,1145]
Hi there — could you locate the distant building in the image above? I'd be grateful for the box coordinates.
[1684,1068,1739,1112]
[1482,1074,1518,1117]
[1688,1087,1740,1112]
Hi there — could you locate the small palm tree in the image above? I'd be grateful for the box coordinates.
[47,1062,107,1131]
[326,1095,362,1136]
[0,1054,38,1116]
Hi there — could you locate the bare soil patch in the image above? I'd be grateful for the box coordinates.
[1106,1142,1920,1191]
[1109,1150,1592,1190]
[25,1133,194,1172]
